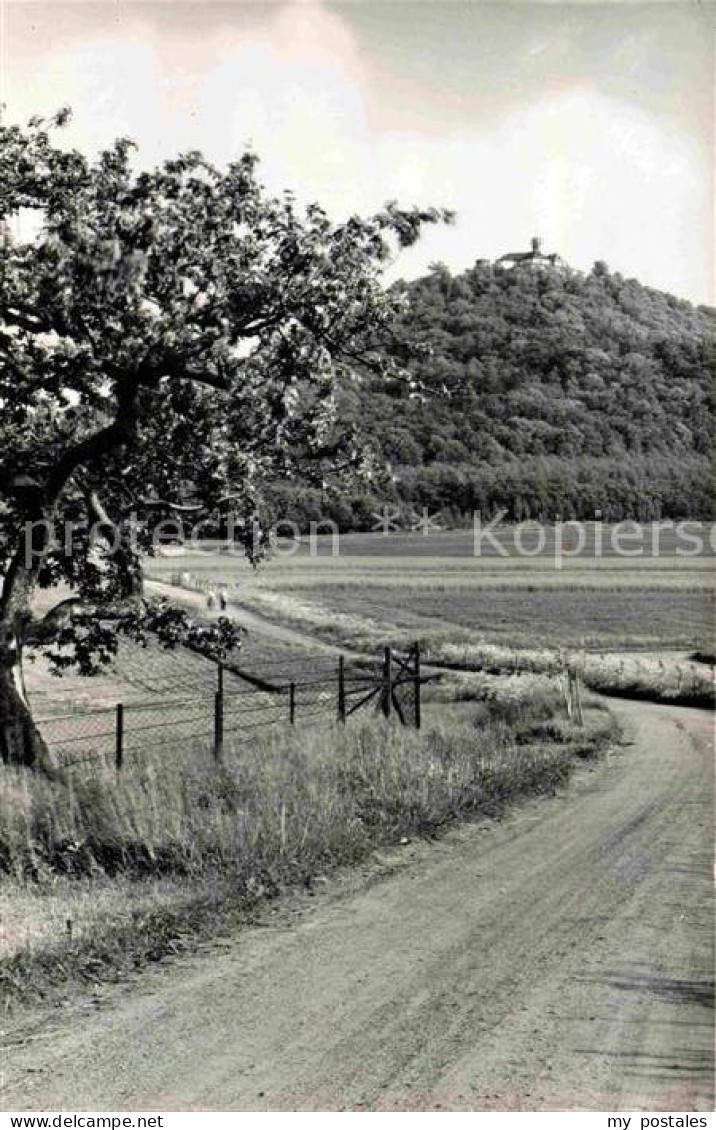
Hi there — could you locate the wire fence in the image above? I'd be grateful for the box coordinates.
[33,644,424,774]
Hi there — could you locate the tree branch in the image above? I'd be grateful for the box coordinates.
[139,499,204,514]
[1,385,140,626]
[86,490,113,527]
[133,357,232,392]
[45,385,139,505]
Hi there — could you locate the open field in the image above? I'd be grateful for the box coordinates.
[22,526,714,763]
[142,530,714,708]
[148,525,716,562]
[146,532,715,586]
[145,527,714,654]
[24,582,350,766]
[23,641,361,772]
[238,583,712,650]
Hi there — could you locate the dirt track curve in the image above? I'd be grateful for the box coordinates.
[2,699,713,1112]
[147,579,351,656]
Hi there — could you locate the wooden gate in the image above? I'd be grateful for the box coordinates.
[343,643,422,729]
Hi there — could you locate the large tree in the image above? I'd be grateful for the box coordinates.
[0,111,448,771]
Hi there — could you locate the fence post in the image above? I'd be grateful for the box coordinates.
[573,672,584,727]
[214,690,224,761]
[413,642,421,730]
[115,703,124,772]
[289,682,296,725]
[217,661,224,697]
[563,667,573,719]
[382,646,392,719]
[338,655,346,722]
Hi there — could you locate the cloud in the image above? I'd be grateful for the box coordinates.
[4,0,712,302]
[383,88,709,301]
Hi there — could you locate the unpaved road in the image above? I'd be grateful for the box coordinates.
[147,579,349,657]
[2,699,713,1112]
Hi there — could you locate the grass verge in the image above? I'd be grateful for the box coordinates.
[1,702,617,1010]
[431,642,715,708]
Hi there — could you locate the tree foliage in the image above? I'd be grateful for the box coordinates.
[327,258,714,523]
[0,110,447,765]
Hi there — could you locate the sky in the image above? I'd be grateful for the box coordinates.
[1,0,714,304]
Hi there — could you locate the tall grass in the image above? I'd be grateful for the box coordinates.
[431,641,715,707]
[1,707,615,1004]
[1,717,572,886]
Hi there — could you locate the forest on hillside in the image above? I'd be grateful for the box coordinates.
[266,259,714,527]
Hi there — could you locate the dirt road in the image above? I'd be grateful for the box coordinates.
[3,699,713,1112]
[147,579,348,656]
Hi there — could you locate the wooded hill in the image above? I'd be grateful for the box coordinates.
[267,258,714,526]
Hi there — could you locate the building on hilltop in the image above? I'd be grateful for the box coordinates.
[496,236,565,271]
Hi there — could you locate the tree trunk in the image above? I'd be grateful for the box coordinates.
[0,641,56,775]
[0,388,138,776]
[0,527,56,773]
